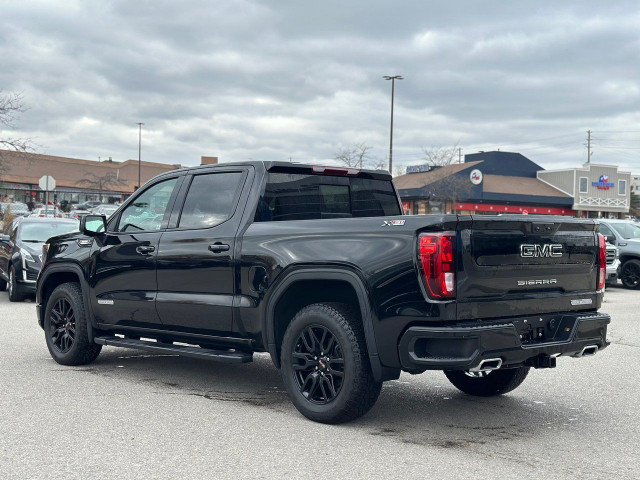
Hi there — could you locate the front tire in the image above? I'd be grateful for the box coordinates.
[444,367,530,397]
[8,267,23,302]
[620,259,640,289]
[280,303,382,424]
[44,282,102,366]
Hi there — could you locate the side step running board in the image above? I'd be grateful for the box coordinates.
[94,336,253,364]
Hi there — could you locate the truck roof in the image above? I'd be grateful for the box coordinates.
[162,161,392,180]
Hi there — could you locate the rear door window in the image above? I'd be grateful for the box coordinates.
[178,172,244,229]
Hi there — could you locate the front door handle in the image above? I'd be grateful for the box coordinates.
[136,245,156,254]
[208,243,230,253]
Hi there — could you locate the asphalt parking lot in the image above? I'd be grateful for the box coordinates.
[1,285,638,479]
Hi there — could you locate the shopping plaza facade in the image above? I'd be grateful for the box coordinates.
[394,151,632,219]
[0,150,187,205]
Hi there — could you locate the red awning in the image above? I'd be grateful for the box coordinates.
[456,203,574,216]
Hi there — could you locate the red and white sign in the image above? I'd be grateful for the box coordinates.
[455,203,574,216]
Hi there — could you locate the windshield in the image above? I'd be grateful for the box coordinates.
[19,222,79,242]
[611,222,640,239]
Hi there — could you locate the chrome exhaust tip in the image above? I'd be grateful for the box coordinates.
[573,345,599,358]
[469,357,503,373]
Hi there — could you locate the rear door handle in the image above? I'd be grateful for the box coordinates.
[208,243,230,253]
[136,245,156,254]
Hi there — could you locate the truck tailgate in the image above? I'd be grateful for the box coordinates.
[456,215,600,320]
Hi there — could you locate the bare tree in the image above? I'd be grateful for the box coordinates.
[334,143,372,168]
[429,173,474,213]
[0,92,33,152]
[392,165,406,177]
[422,143,460,167]
[370,158,388,171]
[77,172,126,199]
[0,91,34,178]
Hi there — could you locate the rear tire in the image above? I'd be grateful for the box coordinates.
[280,303,382,424]
[44,282,102,366]
[8,267,23,302]
[444,367,530,397]
[620,259,640,289]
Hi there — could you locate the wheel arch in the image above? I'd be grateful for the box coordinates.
[37,263,94,340]
[263,267,399,382]
[618,253,640,266]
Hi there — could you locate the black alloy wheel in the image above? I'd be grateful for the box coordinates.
[280,303,382,424]
[8,267,23,302]
[49,297,76,354]
[621,259,640,289]
[44,282,102,366]
[292,325,345,404]
[444,367,530,397]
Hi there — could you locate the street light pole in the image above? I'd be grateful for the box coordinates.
[383,75,403,173]
[137,122,144,190]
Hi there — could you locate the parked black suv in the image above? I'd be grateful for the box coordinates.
[36,162,610,423]
[1,217,78,301]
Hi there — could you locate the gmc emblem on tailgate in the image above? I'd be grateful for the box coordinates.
[520,244,563,258]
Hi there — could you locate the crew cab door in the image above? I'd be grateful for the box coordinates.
[155,167,250,336]
[90,176,182,327]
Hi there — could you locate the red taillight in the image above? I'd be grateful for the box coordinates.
[598,233,606,290]
[418,233,456,299]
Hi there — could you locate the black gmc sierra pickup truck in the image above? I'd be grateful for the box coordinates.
[36,161,611,423]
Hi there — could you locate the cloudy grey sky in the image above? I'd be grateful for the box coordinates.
[1,0,639,172]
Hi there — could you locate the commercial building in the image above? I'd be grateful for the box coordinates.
[538,163,631,218]
[394,151,574,216]
[630,174,640,195]
[0,150,186,205]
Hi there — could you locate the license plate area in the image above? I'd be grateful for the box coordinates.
[512,314,578,345]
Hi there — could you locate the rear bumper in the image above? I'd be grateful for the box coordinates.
[398,312,610,371]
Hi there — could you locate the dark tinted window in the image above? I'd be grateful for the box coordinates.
[255,173,401,222]
[179,172,243,229]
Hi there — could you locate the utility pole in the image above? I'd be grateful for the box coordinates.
[137,122,144,189]
[458,147,462,164]
[383,75,403,173]
[587,130,592,164]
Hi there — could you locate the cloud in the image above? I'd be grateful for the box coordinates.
[0,0,639,172]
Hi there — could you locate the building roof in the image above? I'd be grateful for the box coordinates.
[483,175,571,197]
[393,161,483,189]
[0,150,182,194]
[464,151,543,178]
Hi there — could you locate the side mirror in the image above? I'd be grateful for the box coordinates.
[80,214,107,236]
[606,235,616,245]
[0,234,9,243]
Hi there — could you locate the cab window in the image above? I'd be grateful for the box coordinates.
[117,178,178,232]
